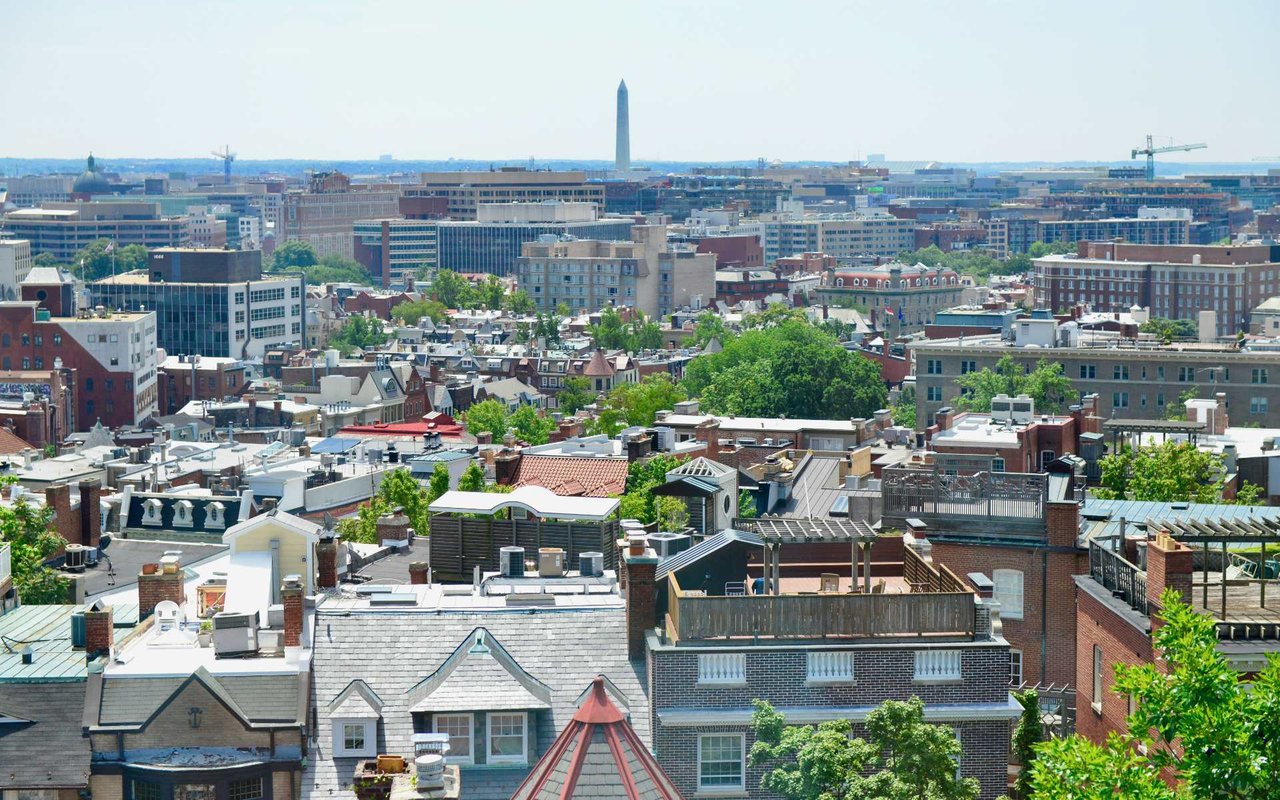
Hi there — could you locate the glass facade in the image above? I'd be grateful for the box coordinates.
[436,220,633,276]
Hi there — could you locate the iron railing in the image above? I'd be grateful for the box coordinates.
[1089,541,1148,614]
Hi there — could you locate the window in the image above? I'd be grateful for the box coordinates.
[130,782,161,800]
[174,786,216,800]
[1040,449,1056,470]
[991,457,1005,472]
[1253,368,1270,385]
[1092,645,1103,713]
[993,569,1024,619]
[1009,649,1023,685]
[927,386,943,402]
[1112,365,1129,380]
[926,359,943,375]
[8,792,60,800]
[1079,364,1096,379]
[807,651,854,682]
[343,722,366,752]
[698,653,746,685]
[487,712,527,764]
[914,650,962,681]
[86,378,93,391]
[698,734,745,791]
[1112,392,1129,409]
[1178,366,1195,382]
[228,778,263,800]
[960,360,976,375]
[434,713,473,763]
[1252,396,1269,415]
[53,334,61,346]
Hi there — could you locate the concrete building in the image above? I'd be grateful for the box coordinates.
[90,249,305,359]
[352,218,439,288]
[762,211,917,263]
[3,174,73,207]
[516,225,715,317]
[441,202,634,277]
[0,201,189,260]
[817,261,964,333]
[1034,242,1280,335]
[405,169,604,220]
[0,239,33,299]
[280,172,401,258]
[1035,212,1190,249]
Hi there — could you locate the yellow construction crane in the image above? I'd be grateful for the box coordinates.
[1131,135,1206,181]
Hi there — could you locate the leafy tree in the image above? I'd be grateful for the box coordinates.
[555,301,571,318]
[585,407,625,439]
[336,496,390,545]
[505,289,536,316]
[599,373,686,428]
[477,275,504,310]
[737,489,757,519]
[328,315,388,355]
[464,398,510,441]
[955,355,1076,414]
[391,298,448,326]
[1011,691,1044,799]
[377,468,430,540]
[534,313,561,346]
[270,240,320,270]
[630,318,663,351]
[464,398,554,445]
[1027,241,1078,258]
[891,384,917,428]
[589,307,630,349]
[682,319,886,420]
[288,253,375,286]
[427,462,451,506]
[428,269,478,308]
[1093,440,1262,504]
[71,239,149,280]
[741,304,808,330]
[750,697,978,800]
[1029,589,1280,800]
[655,496,689,532]
[557,376,595,415]
[0,485,70,604]
[692,311,727,348]
[615,454,685,524]
[458,462,487,493]
[32,252,59,269]
[1140,317,1197,342]
[508,404,555,445]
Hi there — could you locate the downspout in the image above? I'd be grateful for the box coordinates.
[1040,548,1049,683]
[240,280,252,360]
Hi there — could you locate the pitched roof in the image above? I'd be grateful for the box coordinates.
[511,677,683,800]
[583,350,614,377]
[407,628,552,713]
[514,455,629,498]
[0,683,90,787]
[0,427,33,454]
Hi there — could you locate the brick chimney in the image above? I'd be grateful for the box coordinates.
[494,448,521,487]
[1046,499,1080,549]
[621,547,659,660]
[44,482,74,553]
[1145,532,1193,614]
[84,601,113,659]
[376,511,410,544]
[316,534,338,589]
[409,561,429,585]
[281,574,303,647]
[247,396,258,425]
[1214,392,1229,435]
[934,407,955,432]
[475,431,493,445]
[695,419,721,461]
[138,553,184,618]
[274,399,284,427]
[78,479,102,547]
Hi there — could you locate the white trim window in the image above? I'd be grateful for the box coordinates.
[433,713,474,764]
[487,711,528,764]
[1009,649,1023,685]
[993,569,1024,620]
[333,719,375,758]
[698,733,745,791]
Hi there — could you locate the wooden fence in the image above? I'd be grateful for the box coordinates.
[428,516,620,581]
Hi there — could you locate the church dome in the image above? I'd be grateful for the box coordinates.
[72,154,111,195]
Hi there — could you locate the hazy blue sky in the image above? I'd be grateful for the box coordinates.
[3,0,1276,163]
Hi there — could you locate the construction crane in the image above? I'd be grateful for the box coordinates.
[211,145,236,184]
[1130,135,1206,181]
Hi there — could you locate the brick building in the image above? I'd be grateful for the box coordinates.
[926,396,1100,474]
[157,354,248,416]
[817,261,965,333]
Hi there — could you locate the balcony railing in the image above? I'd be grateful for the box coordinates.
[1089,541,1148,615]
[666,573,975,642]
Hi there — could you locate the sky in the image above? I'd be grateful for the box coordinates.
[2,0,1277,164]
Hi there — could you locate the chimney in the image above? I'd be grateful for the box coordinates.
[274,399,284,426]
[621,547,658,660]
[138,553,184,618]
[261,497,279,513]
[966,572,994,600]
[1214,392,1229,436]
[475,431,493,445]
[935,406,955,432]
[494,448,521,486]
[1145,532,1193,615]
[695,419,721,461]
[247,396,258,425]
[281,574,303,647]
[84,601,113,659]
[1046,499,1080,549]
[78,479,102,547]
[44,482,74,553]
[316,533,338,589]
[409,561,429,585]
[376,511,410,544]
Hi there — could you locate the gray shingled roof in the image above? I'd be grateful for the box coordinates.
[407,628,552,713]
[304,607,648,800]
[0,682,90,787]
[96,670,302,727]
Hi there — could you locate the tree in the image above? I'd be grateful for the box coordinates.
[599,373,686,428]
[654,496,689,532]
[464,398,510,441]
[1140,317,1197,342]
[336,496,390,545]
[391,298,448,326]
[589,307,630,349]
[291,253,375,286]
[270,240,319,270]
[955,356,1076,414]
[692,311,727,348]
[750,697,978,800]
[508,404,555,445]
[428,269,477,309]
[615,454,685,524]
[477,275,504,310]
[630,318,663,351]
[1029,589,1280,800]
[682,319,887,421]
[555,302,572,318]
[557,376,595,416]
[585,407,625,439]
[0,487,70,604]
[71,239,149,281]
[427,462,451,505]
[377,468,430,540]
[458,462,487,493]
[534,313,561,346]
[1011,691,1045,799]
[506,289,536,316]
[891,385,917,429]
[737,489,757,519]
[328,315,388,355]
[1093,440,1262,504]
[464,399,555,445]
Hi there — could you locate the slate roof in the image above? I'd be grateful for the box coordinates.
[407,628,552,713]
[514,455,629,497]
[656,529,764,581]
[94,668,305,729]
[304,607,648,800]
[0,682,90,787]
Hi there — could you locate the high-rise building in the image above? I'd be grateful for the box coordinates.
[0,201,190,260]
[616,79,630,172]
[435,202,633,277]
[0,240,33,300]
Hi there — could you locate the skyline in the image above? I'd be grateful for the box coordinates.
[1,0,1277,164]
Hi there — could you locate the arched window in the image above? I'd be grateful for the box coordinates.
[993,569,1024,619]
[836,277,845,287]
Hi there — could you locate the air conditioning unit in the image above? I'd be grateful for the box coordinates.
[538,548,565,577]
[63,544,87,571]
[579,552,604,578]
[499,546,525,578]
[212,611,259,657]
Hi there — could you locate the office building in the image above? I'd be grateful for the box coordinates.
[437,202,633,277]
[90,248,305,359]
[0,240,33,299]
[517,225,715,317]
[616,79,631,172]
[816,261,965,333]
[0,201,189,260]
[405,169,604,220]
[279,171,401,258]
[762,212,917,263]
[1033,242,1280,335]
[3,174,72,207]
[1035,213,1190,248]
[352,218,439,288]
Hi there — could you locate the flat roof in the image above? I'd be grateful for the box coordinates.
[429,486,618,521]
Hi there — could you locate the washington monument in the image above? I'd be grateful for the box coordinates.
[615,79,630,171]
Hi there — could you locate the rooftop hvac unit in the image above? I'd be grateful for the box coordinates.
[538,548,565,577]
[212,611,259,657]
[367,447,383,464]
[499,546,525,578]
[579,552,604,578]
[990,394,1013,423]
[648,533,692,559]
[1010,395,1035,425]
[63,544,87,572]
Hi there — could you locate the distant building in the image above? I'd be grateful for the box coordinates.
[762,212,916,263]
[1035,213,1190,248]
[0,239,33,299]
[1,201,189,260]
[352,218,439,288]
[405,169,604,220]
[4,174,72,207]
[157,354,248,416]
[280,172,401,258]
[817,261,964,333]
[442,202,634,277]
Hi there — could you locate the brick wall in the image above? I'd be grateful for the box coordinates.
[137,570,184,618]
[1075,585,1153,746]
[624,555,657,659]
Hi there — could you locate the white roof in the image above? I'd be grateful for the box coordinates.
[429,486,619,521]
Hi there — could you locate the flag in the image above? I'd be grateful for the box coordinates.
[104,242,115,254]
[897,306,905,322]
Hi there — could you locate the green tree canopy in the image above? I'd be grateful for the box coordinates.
[682,319,887,420]
[556,375,595,416]
[1140,316,1197,342]
[458,462,486,493]
[463,399,555,445]
[505,289,536,316]
[598,373,686,428]
[616,454,685,524]
[0,485,70,604]
[891,384,917,428]
[328,315,388,355]
[269,240,319,270]
[70,239,149,281]
[391,298,449,326]
[691,311,727,348]
[428,269,478,309]
[954,355,1077,415]
[1029,589,1280,800]
[750,696,978,800]
[1093,440,1263,504]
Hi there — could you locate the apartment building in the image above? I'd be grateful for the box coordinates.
[1033,242,1280,335]
[762,212,917,263]
[816,261,964,332]
[90,248,305,359]
[0,201,189,260]
[352,218,439,288]
[280,172,401,258]
[406,168,604,219]
[437,202,634,277]
[516,224,715,317]
[911,317,1280,428]
[0,239,33,298]
[1036,213,1190,248]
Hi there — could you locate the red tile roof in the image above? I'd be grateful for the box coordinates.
[582,349,614,377]
[512,455,628,497]
[0,428,35,455]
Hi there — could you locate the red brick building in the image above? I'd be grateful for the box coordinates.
[695,234,764,269]
[926,397,1100,475]
[158,355,248,416]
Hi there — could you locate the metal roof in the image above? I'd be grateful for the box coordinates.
[651,475,721,497]
[1082,498,1280,544]
[0,603,139,682]
[736,516,878,544]
[429,486,619,521]
[310,436,362,454]
[1153,516,1280,543]
[656,529,765,581]
[1102,418,1206,434]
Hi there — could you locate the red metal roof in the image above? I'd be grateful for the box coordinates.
[338,413,465,439]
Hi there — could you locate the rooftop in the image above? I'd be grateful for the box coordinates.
[0,602,140,682]
[430,486,620,521]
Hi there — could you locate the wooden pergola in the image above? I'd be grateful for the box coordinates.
[734,516,879,595]
[1155,516,1280,629]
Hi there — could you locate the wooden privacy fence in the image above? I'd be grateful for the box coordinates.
[666,573,975,641]
[428,515,620,580]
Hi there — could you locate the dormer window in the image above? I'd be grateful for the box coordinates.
[142,498,163,527]
[173,499,194,528]
[207,501,226,530]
